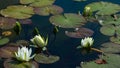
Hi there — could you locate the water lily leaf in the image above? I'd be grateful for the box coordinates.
[65,27,94,38]
[18,19,32,24]
[86,1,120,15]
[0,45,18,58]
[100,42,120,53]
[20,0,35,4]
[110,36,120,44]
[29,0,55,7]
[81,54,120,68]
[100,25,115,36]
[4,59,39,68]
[34,53,60,64]
[0,17,16,29]
[34,5,63,16]
[16,40,29,46]
[49,13,86,28]
[0,5,34,19]
[0,37,9,46]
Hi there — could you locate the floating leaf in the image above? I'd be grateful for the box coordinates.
[4,59,39,68]
[50,13,86,28]
[100,25,115,36]
[81,54,120,68]
[0,5,34,19]
[20,0,35,4]
[34,53,60,64]
[18,19,32,24]
[86,1,120,15]
[0,45,18,58]
[16,40,29,46]
[65,27,94,38]
[0,17,16,29]
[29,0,55,7]
[2,31,12,36]
[0,37,9,46]
[34,5,63,16]
[100,42,120,53]
[110,36,120,44]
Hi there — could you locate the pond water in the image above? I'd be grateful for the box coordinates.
[0,0,120,68]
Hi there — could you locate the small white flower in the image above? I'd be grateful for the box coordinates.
[81,37,94,47]
[30,34,48,47]
[15,46,35,62]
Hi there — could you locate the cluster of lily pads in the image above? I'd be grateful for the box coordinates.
[0,0,120,68]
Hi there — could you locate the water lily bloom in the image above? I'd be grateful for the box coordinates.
[83,6,92,17]
[15,46,35,62]
[81,37,94,47]
[30,34,48,47]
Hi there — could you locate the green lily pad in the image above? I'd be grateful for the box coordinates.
[81,54,120,68]
[0,5,34,19]
[86,1,120,15]
[34,53,60,64]
[0,17,16,29]
[20,0,35,4]
[23,0,55,7]
[49,13,86,28]
[4,59,38,68]
[0,37,9,46]
[34,5,63,16]
[65,27,94,38]
[100,42,120,53]
[100,25,115,36]
[110,36,120,44]
[96,14,120,25]
[0,45,18,58]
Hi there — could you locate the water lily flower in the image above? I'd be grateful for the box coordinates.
[15,46,35,62]
[81,37,94,47]
[30,34,48,47]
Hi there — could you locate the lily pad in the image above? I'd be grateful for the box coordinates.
[49,13,86,28]
[20,0,35,4]
[16,40,29,46]
[100,25,115,36]
[81,54,120,68]
[0,5,34,19]
[0,17,16,29]
[34,53,60,64]
[65,27,94,38]
[110,36,120,44]
[0,37,9,46]
[0,45,18,58]
[86,1,120,15]
[30,0,55,7]
[34,5,63,16]
[100,42,120,53]
[18,19,32,24]
[4,59,38,68]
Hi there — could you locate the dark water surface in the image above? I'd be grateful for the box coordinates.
[0,0,120,68]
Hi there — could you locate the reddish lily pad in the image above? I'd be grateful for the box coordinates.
[0,45,18,58]
[0,17,16,29]
[18,19,32,24]
[34,5,63,16]
[16,40,29,46]
[65,27,94,38]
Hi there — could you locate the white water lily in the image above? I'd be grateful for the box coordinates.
[81,37,94,47]
[15,46,36,62]
[30,34,48,47]
[85,6,91,12]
